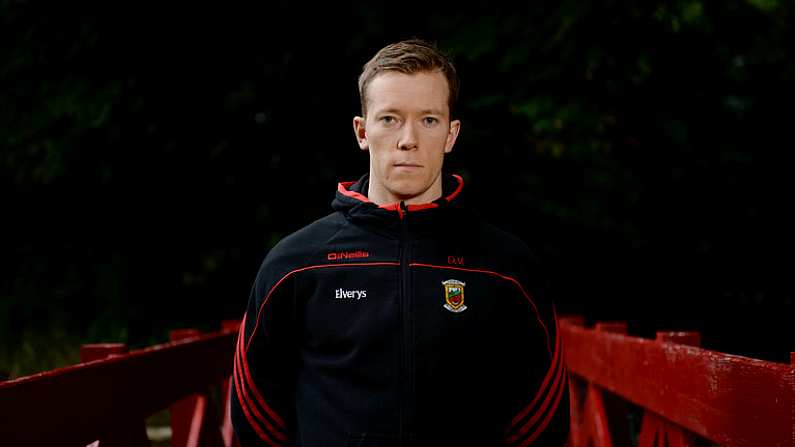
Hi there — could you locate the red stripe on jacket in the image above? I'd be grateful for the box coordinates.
[232,315,287,446]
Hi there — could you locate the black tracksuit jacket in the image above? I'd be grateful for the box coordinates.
[231,171,570,446]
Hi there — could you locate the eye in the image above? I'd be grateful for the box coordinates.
[423,117,438,126]
[380,116,396,125]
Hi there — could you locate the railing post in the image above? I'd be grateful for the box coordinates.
[595,321,631,447]
[80,343,150,447]
[558,314,584,447]
[636,331,702,447]
[185,389,225,447]
[169,327,228,447]
[170,329,202,447]
[220,320,241,447]
[790,352,794,447]
[570,320,631,447]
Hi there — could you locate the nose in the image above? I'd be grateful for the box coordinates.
[397,121,418,150]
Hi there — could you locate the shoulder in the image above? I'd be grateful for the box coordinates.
[256,211,346,281]
[472,218,539,266]
[454,216,547,290]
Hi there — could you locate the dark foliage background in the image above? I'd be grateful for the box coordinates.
[2,1,792,377]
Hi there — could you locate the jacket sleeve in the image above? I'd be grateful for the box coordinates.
[231,254,299,447]
[501,252,571,447]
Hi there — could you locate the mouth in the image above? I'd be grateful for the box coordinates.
[394,164,422,172]
[394,163,423,168]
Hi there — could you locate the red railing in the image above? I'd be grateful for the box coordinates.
[2,317,792,446]
[560,315,794,447]
[0,321,241,447]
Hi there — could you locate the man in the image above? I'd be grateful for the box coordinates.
[231,39,570,446]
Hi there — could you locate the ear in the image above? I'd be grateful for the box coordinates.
[444,119,461,154]
[353,116,368,150]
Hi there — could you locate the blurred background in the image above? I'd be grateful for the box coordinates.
[1,1,792,379]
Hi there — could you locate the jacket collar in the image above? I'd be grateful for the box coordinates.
[331,171,472,239]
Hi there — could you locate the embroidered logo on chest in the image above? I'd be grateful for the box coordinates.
[442,279,467,313]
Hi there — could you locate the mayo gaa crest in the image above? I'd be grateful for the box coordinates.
[442,279,467,313]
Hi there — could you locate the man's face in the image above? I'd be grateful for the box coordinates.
[353,71,461,202]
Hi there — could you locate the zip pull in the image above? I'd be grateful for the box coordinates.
[399,200,409,220]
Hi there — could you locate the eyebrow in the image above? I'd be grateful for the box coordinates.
[376,108,446,116]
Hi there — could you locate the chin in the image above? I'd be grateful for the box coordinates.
[387,181,423,198]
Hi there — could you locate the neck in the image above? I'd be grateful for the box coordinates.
[367,173,444,206]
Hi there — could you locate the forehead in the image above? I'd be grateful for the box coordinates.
[367,71,449,116]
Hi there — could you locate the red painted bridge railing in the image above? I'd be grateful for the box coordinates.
[559,315,794,447]
[1,317,793,446]
[0,320,241,447]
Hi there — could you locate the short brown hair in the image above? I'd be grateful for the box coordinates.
[358,39,460,119]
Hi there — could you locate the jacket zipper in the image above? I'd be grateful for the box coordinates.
[398,200,414,442]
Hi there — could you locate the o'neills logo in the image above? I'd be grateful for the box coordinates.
[327,250,370,261]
